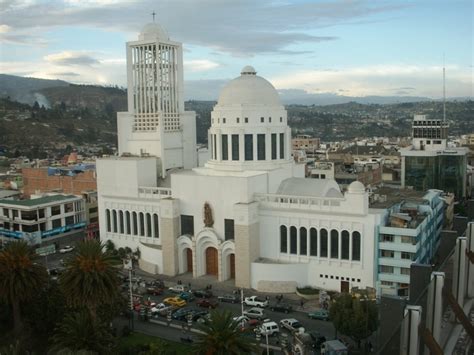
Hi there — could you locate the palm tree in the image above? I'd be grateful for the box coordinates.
[51,311,115,354]
[59,240,120,320]
[193,310,258,355]
[0,241,48,335]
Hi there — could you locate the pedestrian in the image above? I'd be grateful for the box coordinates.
[188,282,191,290]
[178,280,181,285]
[300,298,304,309]
[265,296,269,301]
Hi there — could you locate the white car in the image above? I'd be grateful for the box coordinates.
[243,307,265,320]
[233,315,250,324]
[243,296,268,308]
[151,303,174,316]
[259,321,280,336]
[168,284,188,293]
[59,245,74,254]
[279,318,304,333]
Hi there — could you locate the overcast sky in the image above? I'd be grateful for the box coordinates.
[1,0,472,99]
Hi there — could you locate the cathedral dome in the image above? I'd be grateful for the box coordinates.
[348,181,365,193]
[217,66,282,107]
[139,23,169,41]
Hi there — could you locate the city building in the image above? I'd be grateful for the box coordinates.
[22,165,97,197]
[292,135,320,156]
[370,188,447,296]
[97,23,384,294]
[0,194,86,247]
[308,161,335,180]
[401,115,468,198]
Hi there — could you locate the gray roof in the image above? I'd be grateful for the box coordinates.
[277,178,343,198]
[0,194,78,207]
[0,190,21,199]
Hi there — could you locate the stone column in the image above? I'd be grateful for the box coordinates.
[234,201,260,289]
[467,222,474,298]
[218,247,224,282]
[424,272,444,355]
[400,305,422,355]
[159,198,180,276]
[452,236,467,322]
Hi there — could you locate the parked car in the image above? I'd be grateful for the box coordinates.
[243,307,265,320]
[280,318,304,333]
[218,294,238,303]
[59,245,74,254]
[178,291,195,301]
[163,297,186,308]
[307,331,326,349]
[243,296,268,308]
[269,302,292,313]
[308,309,329,321]
[168,284,189,293]
[258,321,280,336]
[146,286,164,296]
[197,299,218,309]
[193,289,213,298]
[172,307,194,320]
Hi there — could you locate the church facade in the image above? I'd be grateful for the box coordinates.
[97,23,383,293]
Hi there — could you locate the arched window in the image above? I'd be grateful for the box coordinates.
[352,231,361,261]
[153,214,159,238]
[146,213,152,237]
[132,212,137,235]
[330,229,339,259]
[106,209,111,232]
[280,226,287,253]
[112,210,117,233]
[139,212,145,236]
[320,229,328,257]
[341,231,350,260]
[290,226,297,254]
[300,227,307,255]
[125,211,131,234]
[310,228,318,256]
[119,210,124,234]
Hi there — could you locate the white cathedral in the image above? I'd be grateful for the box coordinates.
[97,23,381,293]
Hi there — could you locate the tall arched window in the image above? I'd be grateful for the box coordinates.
[290,226,297,254]
[153,214,159,238]
[132,212,137,235]
[352,231,361,261]
[125,211,131,234]
[310,228,318,256]
[280,225,287,253]
[146,213,152,237]
[300,227,307,255]
[330,229,339,259]
[106,209,111,232]
[112,210,117,233]
[341,230,350,260]
[320,229,328,257]
[139,212,145,236]
[119,210,124,234]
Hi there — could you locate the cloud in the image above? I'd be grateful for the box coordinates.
[270,64,472,98]
[50,71,81,76]
[0,0,406,55]
[184,60,220,72]
[44,51,100,66]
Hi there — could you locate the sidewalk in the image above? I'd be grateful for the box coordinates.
[128,268,322,313]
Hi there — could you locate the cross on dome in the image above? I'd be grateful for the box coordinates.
[241,65,257,75]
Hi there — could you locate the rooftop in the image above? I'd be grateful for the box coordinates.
[369,187,426,209]
[0,194,79,207]
[277,177,343,198]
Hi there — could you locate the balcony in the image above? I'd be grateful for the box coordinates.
[379,242,417,253]
[138,187,172,200]
[378,273,410,284]
[378,257,414,268]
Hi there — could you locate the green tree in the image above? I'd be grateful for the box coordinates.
[193,310,258,355]
[0,241,48,335]
[330,293,379,348]
[51,311,115,354]
[59,240,120,320]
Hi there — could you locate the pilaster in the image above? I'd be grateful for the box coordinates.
[159,198,180,276]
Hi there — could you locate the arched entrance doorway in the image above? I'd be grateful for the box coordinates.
[205,247,218,276]
[229,254,235,279]
[186,248,193,273]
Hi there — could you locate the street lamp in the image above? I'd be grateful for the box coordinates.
[240,288,245,329]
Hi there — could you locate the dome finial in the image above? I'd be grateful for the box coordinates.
[241,65,256,75]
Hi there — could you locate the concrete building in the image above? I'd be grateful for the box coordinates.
[97,23,387,294]
[370,188,446,296]
[401,115,468,198]
[308,161,335,180]
[0,194,86,247]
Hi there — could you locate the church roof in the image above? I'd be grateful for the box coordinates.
[216,66,282,107]
[277,178,343,198]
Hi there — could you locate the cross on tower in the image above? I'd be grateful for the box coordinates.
[151,11,156,22]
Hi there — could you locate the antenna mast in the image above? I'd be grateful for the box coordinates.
[443,55,446,123]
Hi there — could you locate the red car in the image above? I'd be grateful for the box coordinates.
[147,287,164,296]
[197,299,218,309]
